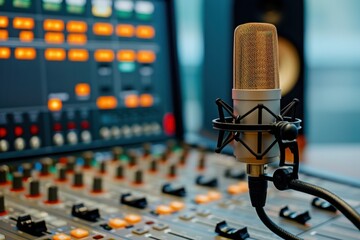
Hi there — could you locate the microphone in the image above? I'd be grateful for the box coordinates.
[232,23,281,177]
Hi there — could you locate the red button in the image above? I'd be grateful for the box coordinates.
[0,128,7,138]
[163,113,175,136]
[67,122,76,130]
[81,120,90,129]
[14,126,23,136]
[30,125,39,135]
[53,123,62,132]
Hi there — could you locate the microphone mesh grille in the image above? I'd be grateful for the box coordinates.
[233,23,279,89]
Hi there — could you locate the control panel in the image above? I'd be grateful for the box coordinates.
[0,0,180,159]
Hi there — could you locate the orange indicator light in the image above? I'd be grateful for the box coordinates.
[124,94,139,108]
[0,47,10,59]
[117,50,135,62]
[44,48,66,61]
[45,32,64,44]
[66,21,87,33]
[94,49,114,62]
[48,98,63,112]
[19,31,34,42]
[140,94,154,107]
[116,24,134,37]
[96,96,118,109]
[43,19,64,31]
[0,30,8,41]
[13,17,34,29]
[0,16,8,28]
[68,49,88,62]
[67,33,87,45]
[15,48,36,60]
[93,23,113,36]
[75,83,91,97]
[137,50,155,63]
[136,25,155,39]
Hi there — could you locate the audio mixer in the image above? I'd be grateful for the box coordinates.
[0,143,359,239]
[0,1,360,240]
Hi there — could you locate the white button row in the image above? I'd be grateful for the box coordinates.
[99,122,161,140]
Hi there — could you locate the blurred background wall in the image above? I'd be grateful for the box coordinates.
[175,0,360,144]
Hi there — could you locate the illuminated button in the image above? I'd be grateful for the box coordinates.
[68,49,88,62]
[81,130,92,143]
[92,0,112,17]
[93,23,113,36]
[48,98,62,111]
[111,126,121,138]
[13,0,31,8]
[0,128,6,138]
[137,50,155,63]
[108,218,127,229]
[67,131,78,145]
[42,0,62,11]
[194,194,210,204]
[155,205,173,215]
[43,19,64,31]
[116,24,134,37]
[163,113,175,136]
[121,125,132,138]
[67,33,87,45]
[66,21,87,33]
[136,26,155,39]
[94,49,114,62]
[124,94,139,108]
[207,191,222,201]
[30,125,39,135]
[124,214,142,224]
[96,96,117,109]
[118,62,135,73]
[80,120,90,129]
[53,123,62,131]
[132,124,142,136]
[14,137,25,151]
[19,31,34,42]
[53,233,71,240]
[13,17,34,29]
[14,126,23,136]
[70,228,89,239]
[45,32,64,44]
[169,201,185,211]
[0,16,8,28]
[0,47,10,59]
[115,0,134,18]
[140,94,154,107]
[135,1,154,20]
[0,30,8,41]
[66,0,86,14]
[45,48,66,61]
[30,136,41,149]
[117,50,136,62]
[75,83,90,97]
[0,140,9,152]
[99,127,111,140]
[15,48,36,60]
[227,182,248,195]
[53,133,64,146]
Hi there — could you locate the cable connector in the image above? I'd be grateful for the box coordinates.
[248,176,268,208]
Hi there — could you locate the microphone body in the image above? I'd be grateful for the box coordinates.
[232,23,280,175]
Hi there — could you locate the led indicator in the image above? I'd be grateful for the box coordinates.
[14,126,23,136]
[163,113,175,136]
[15,48,36,60]
[136,25,155,39]
[66,21,87,33]
[94,49,114,62]
[0,16,8,28]
[137,50,155,63]
[13,17,34,30]
[0,47,10,59]
[81,120,90,129]
[48,98,63,111]
[30,125,39,135]
[67,122,76,130]
[93,22,113,36]
[116,24,134,37]
[140,94,154,107]
[91,0,112,18]
[96,96,118,109]
[19,31,34,42]
[0,30,8,41]
[45,32,64,44]
[67,33,87,45]
[43,19,64,31]
[45,48,66,61]
[117,50,135,62]
[53,123,62,131]
[68,49,88,62]
[0,128,7,138]
[124,94,139,108]
[75,83,91,96]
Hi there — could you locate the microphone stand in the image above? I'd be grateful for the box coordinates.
[213,99,360,240]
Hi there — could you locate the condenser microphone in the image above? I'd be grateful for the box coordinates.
[232,23,281,177]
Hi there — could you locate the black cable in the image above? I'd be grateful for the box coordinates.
[255,207,303,240]
[289,179,360,230]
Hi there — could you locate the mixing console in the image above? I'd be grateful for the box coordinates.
[0,143,359,239]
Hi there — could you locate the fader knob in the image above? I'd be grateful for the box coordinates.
[92,176,103,193]
[149,159,158,172]
[11,172,24,191]
[28,179,40,197]
[0,165,9,184]
[57,165,67,182]
[115,165,124,179]
[128,151,137,167]
[66,156,76,172]
[112,147,123,161]
[46,185,59,204]
[82,151,93,169]
[22,163,33,179]
[73,171,84,187]
[143,143,151,157]
[40,158,52,176]
[99,161,106,174]
[0,193,6,214]
[133,169,143,185]
[168,164,177,178]
[16,214,47,237]
[197,152,206,170]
